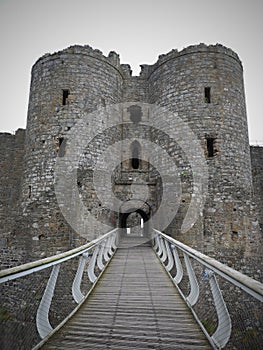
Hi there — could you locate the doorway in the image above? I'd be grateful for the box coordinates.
[119,209,149,237]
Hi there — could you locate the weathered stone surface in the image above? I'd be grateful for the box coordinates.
[251,146,263,230]
[0,43,262,281]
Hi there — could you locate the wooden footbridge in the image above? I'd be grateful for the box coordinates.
[0,230,262,350]
[41,237,210,349]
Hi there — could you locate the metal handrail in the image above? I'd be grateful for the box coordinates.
[0,228,118,284]
[152,229,263,349]
[1,229,262,349]
[0,228,118,346]
[153,230,263,302]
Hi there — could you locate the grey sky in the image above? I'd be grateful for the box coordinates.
[0,0,262,142]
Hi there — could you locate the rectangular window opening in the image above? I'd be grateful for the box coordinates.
[58,137,64,147]
[62,89,69,105]
[204,87,211,103]
[207,138,215,157]
[57,137,66,157]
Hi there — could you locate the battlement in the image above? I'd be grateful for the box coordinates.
[140,43,242,78]
[32,43,241,79]
[32,44,124,76]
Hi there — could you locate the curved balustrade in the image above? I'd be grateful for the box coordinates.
[152,229,263,349]
[0,229,118,347]
[1,228,262,350]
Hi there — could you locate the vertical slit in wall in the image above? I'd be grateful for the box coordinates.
[207,138,215,157]
[57,137,66,157]
[204,87,211,103]
[62,89,69,105]
[131,140,141,169]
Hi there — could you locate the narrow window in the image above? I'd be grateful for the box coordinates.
[131,140,141,169]
[57,137,66,157]
[58,137,64,147]
[132,152,139,169]
[28,185,32,199]
[62,89,69,105]
[204,87,211,103]
[207,138,215,157]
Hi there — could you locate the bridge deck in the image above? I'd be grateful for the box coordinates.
[42,237,211,349]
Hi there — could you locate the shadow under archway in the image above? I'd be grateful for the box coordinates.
[119,208,150,237]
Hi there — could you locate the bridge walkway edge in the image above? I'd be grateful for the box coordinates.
[41,237,212,349]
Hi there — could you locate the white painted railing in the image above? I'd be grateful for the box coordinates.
[152,229,263,350]
[0,228,118,348]
[1,228,262,350]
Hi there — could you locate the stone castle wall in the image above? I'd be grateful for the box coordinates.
[0,129,30,268]
[21,46,125,259]
[0,43,262,280]
[251,146,263,230]
[0,129,25,233]
[143,45,255,249]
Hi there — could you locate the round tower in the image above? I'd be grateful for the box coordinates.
[20,43,261,266]
[142,44,255,253]
[147,44,252,192]
[21,45,123,255]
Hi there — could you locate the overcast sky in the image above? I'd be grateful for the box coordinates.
[0,0,262,143]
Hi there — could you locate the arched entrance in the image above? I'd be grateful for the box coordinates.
[120,208,149,236]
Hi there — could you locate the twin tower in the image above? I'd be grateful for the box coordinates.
[16,43,261,275]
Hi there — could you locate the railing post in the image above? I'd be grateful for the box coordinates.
[108,234,114,257]
[160,236,167,263]
[207,270,232,349]
[87,246,100,283]
[156,235,163,257]
[164,240,174,272]
[108,233,115,256]
[171,245,183,284]
[97,241,106,271]
[72,252,89,303]
[0,229,121,349]
[112,231,117,250]
[36,264,60,339]
[104,237,111,262]
[153,233,158,251]
[183,252,199,306]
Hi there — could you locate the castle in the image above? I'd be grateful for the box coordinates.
[0,43,262,281]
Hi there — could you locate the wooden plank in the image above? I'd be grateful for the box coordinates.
[41,237,212,349]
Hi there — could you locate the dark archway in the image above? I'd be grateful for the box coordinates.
[119,208,150,237]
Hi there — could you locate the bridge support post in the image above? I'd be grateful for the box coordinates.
[164,240,174,272]
[183,253,199,307]
[72,253,89,303]
[97,241,106,271]
[171,245,183,284]
[87,246,100,283]
[36,264,60,339]
[207,270,232,348]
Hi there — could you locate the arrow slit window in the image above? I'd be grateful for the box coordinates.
[131,140,141,169]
